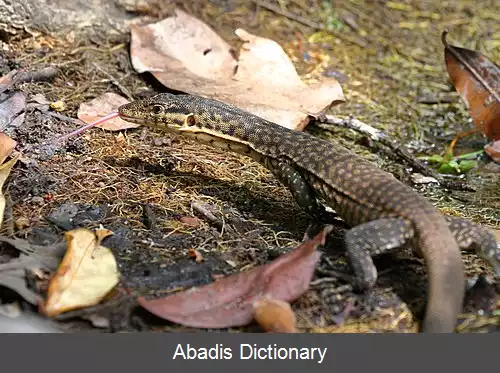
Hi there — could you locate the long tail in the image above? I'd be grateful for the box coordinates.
[416,218,465,333]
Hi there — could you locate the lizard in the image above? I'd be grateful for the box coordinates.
[118,92,500,333]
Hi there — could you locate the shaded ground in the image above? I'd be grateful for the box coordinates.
[1,0,499,332]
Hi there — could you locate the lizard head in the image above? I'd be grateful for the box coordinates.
[118,93,192,132]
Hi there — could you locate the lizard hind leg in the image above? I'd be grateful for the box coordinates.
[344,218,415,292]
[444,216,500,276]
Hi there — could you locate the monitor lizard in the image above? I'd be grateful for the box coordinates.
[118,93,500,332]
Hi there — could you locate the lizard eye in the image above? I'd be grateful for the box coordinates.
[151,104,164,115]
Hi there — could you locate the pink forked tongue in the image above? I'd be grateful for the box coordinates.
[51,111,120,144]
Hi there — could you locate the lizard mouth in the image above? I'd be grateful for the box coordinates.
[118,113,145,125]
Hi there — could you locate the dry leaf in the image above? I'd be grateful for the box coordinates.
[484,140,500,164]
[41,228,120,317]
[94,226,114,243]
[443,31,500,141]
[0,91,26,132]
[253,297,297,333]
[0,132,17,163]
[187,249,203,263]
[0,142,19,229]
[0,70,19,94]
[137,226,332,328]
[179,216,202,227]
[129,9,344,131]
[77,93,135,131]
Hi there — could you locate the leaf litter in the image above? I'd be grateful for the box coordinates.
[0,0,498,332]
[0,133,19,229]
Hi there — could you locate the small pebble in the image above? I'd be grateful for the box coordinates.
[14,217,30,230]
[31,196,44,205]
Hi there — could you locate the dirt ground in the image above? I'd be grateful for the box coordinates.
[1,0,499,332]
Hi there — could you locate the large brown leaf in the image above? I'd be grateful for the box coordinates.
[129,9,344,131]
[137,226,332,329]
[443,30,500,140]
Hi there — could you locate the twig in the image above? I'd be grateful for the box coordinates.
[14,67,60,85]
[317,114,474,191]
[92,62,133,100]
[251,0,368,48]
[0,67,60,95]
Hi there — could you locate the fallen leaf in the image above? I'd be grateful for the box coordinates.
[0,91,26,132]
[179,216,202,227]
[484,140,500,164]
[443,30,500,141]
[94,226,114,243]
[187,249,203,263]
[77,92,135,131]
[0,132,17,163]
[41,228,120,317]
[0,235,66,270]
[0,265,39,305]
[137,225,332,328]
[129,10,344,131]
[0,152,19,229]
[0,70,20,94]
[253,297,297,333]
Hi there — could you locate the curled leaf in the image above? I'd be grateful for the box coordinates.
[0,139,19,229]
[41,228,120,317]
[443,31,500,140]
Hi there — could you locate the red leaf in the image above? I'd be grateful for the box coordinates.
[442,30,500,140]
[137,225,332,328]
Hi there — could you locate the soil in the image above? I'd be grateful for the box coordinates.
[0,0,499,332]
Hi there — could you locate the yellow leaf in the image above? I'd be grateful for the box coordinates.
[42,228,120,317]
[0,153,19,229]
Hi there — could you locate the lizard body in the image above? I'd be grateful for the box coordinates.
[118,93,500,332]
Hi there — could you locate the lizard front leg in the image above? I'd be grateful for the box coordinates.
[264,158,335,221]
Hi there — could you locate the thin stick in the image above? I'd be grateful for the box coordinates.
[92,63,133,100]
[317,114,474,191]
